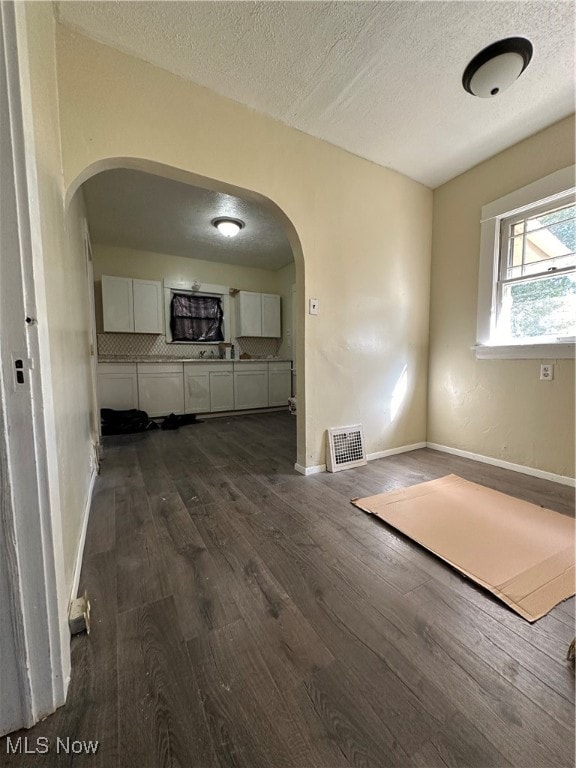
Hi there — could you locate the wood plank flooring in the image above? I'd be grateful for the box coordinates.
[2,411,574,767]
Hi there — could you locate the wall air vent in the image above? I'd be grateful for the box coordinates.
[326,424,367,473]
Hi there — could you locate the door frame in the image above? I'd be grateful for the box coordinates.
[0,0,70,735]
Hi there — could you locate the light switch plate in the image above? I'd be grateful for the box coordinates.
[309,298,319,315]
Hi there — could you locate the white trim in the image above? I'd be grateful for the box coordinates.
[367,442,427,461]
[69,469,97,604]
[1,1,70,733]
[294,442,428,476]
[481,166,576,222]
[294,462,326,476]
[474,343,575,360]
[426,442,575,488]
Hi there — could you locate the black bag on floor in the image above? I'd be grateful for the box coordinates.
[100,408,159,435]
[160,413,200,430]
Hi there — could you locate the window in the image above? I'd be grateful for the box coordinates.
[496,199,575,342]
[163,280,230,344]
[476,165,576,359]
[170,293,224,342]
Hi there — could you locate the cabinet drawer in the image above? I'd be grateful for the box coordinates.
[97,363,137,375]
[268,361,292,372]
[233,362,268,372]
[137,363,183,375]
[184,362,233,373]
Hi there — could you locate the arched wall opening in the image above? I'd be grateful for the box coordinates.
[66,157,306,465]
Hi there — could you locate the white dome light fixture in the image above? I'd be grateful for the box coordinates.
[463,37,533,98]
[212,217,244,237]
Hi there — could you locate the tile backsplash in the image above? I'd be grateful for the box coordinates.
[97,333,280,359]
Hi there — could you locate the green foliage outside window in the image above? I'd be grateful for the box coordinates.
[508,275,576,338]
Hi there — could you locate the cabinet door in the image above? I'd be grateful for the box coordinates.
[97,371,138,411]
[261,293,281,338]
[138,371,184,417]
[209,371,234,412]
[102,275,134,332]
[133,279,163,334]
[236,291,262,337]
[234,369,269,409]
[268,369,291,407]
[184,370,211,413]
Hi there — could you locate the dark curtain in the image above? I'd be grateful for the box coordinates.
[170,294,224,342]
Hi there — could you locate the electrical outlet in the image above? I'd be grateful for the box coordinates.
[540,364,554,381]
[309,298,319,315]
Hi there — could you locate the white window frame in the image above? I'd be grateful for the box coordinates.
[163,280,230,344]
[475,165,576,359]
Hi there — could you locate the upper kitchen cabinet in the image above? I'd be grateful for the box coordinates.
[102,275,163,334]
[102,275,134,332]
[236,291,281,338]
[261,293,281,337]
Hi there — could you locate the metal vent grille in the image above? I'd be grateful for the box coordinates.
[326,424,367,473]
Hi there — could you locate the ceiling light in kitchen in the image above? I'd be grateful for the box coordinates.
[212,218,244,237]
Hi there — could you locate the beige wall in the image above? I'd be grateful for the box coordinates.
[23,4,95,590]
[429,116,575,478]
[56,27,433,468]
[276,262,296,360]
[92,242,291,344]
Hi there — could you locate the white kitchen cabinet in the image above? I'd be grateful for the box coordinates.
[133,279,163,334]
[184,365,211,413]
[102,275,134,333]
[102,275,163,334]
[268,361,292,406]
[137,363,184,417]
[97,363,138,410]
[236,291,263,336]
[184,363,234,413]
[210,370,234,412]
[236,291,281,338]
[261,294,281,337]
[234,364,269,410]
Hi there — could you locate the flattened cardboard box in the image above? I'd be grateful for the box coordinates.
[352,474,575,622]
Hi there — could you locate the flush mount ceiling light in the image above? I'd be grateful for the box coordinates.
[462,37,533,98]
[212,217,244,237]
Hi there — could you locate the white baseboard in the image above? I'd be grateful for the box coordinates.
[294,441,428,476]
[69,468,97,603]
[426,442,576,488]
[294,462,326,476]
[367,442,427,461]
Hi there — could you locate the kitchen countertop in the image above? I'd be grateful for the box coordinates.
[98,356,292,364]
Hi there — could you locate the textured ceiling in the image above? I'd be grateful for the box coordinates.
[57,1,575,188]
[83,169,294,270]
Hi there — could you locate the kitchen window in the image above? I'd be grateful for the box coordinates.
[170,293,224,342]
[164,280,230,344]
[475,165,576,359]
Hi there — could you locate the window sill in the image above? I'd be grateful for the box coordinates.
[474,343,575,360]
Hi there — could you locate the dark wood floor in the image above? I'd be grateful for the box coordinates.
[3,411,575,767]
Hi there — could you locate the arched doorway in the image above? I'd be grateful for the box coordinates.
[67,157,306,466]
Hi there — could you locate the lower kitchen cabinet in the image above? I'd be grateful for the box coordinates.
[268,361,292,406]
[97,364,138,410]
[99,360,292,416]
[137,363,184,417]
[184,366,210,413]
[209,370,234,412]
[234,364,269,410]
[184,363,234,413]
